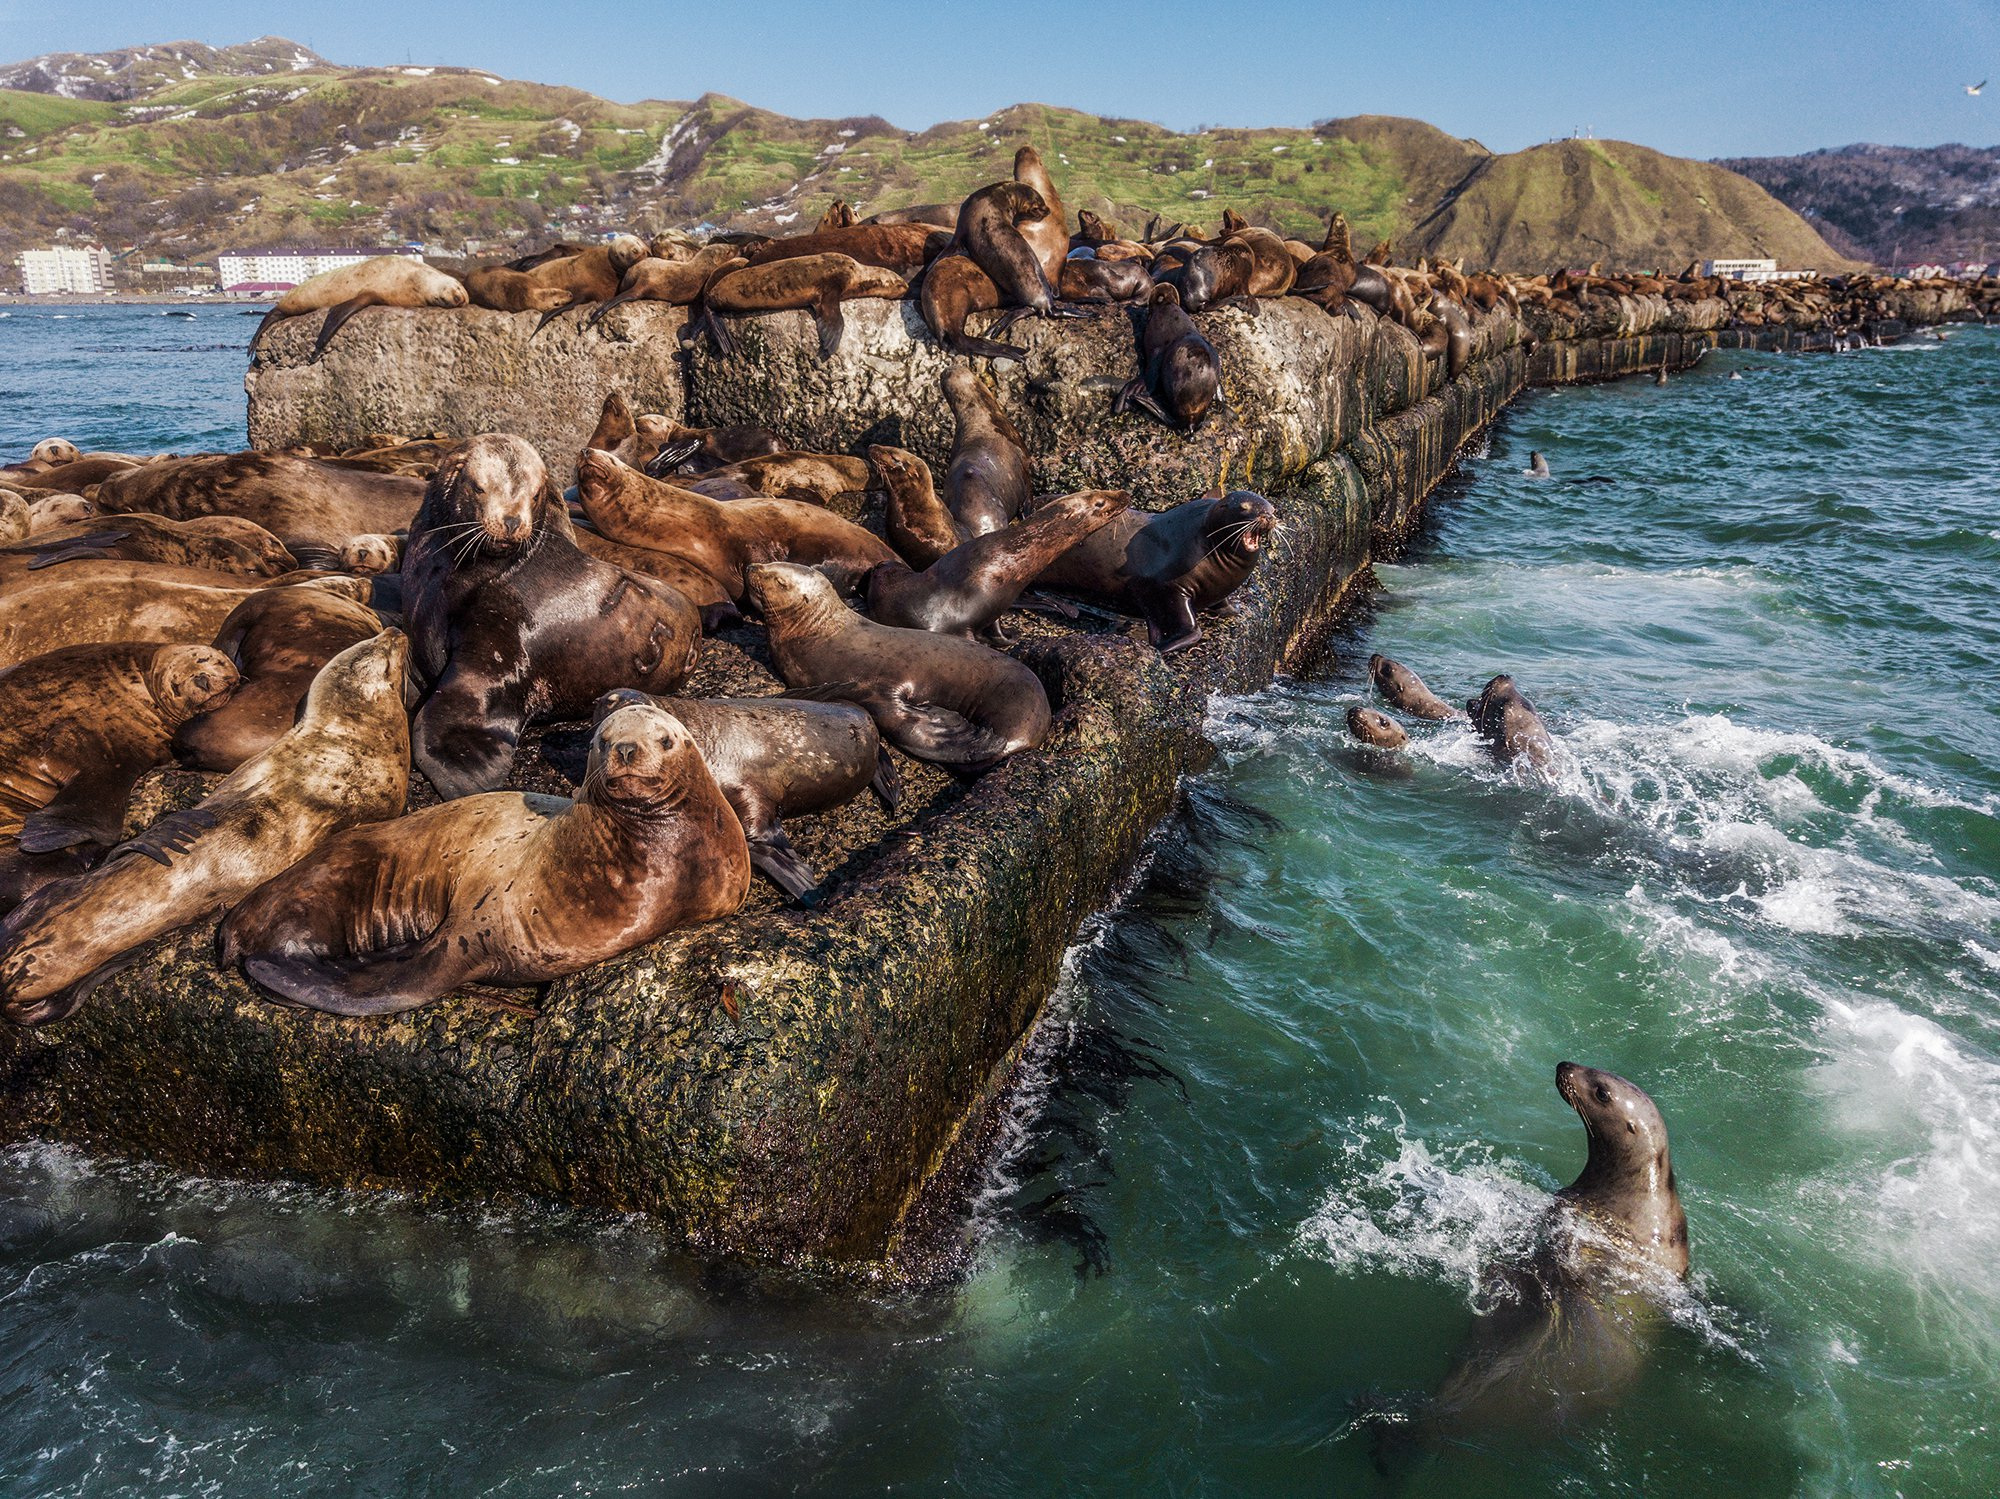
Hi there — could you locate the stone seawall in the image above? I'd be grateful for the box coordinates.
[1,288,1969,1274]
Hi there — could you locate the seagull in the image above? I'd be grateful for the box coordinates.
[1969,80,1987,95]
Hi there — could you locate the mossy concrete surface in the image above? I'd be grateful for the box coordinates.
[5,290,1961,1274]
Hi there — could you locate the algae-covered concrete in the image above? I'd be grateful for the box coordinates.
[5,288,1965,1273]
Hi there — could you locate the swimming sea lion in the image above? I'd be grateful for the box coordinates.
[703,254,907,357]
[249,257,469,362]
[1523,451,1551,479]
[173,581,385,772]
[1369,654,1463,721]
[0,630,412,1025]
[1115,285,1222,430]
[1346,706,1409,749]
[1384,1063,1688,1457]
[0,642,239,910]
[593,687,901,903]
[404,435,702,799]
[572,449,894,602]
[749,562,1051,770]
[3,513,297,576]
[1467,674,1556,771]
[1036,491,1277,654]
[218,702,751,1017]
[92,452,424,559]
[869,443,962,567]
[943,365,1032,537]
[865,488,1130,639]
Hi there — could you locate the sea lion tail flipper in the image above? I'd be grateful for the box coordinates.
[987,307,1034,340]
[747,830,824,906]
[285,542,344,571]
[1017,588,1079,620]
[947,333,1026,363]
[111,806,220,867]
[813,297,847,358]
[530,299,585,339]
[248,306,286,352]
[24,537,126,570]
[703,309,737,357]
[308,297,375,363]
[583,292,635,330]
[1114,377,1172,425]
[643,439,704,477]
[241,946,459,1018]
[889,704,1010,767]
[869,752,903,813]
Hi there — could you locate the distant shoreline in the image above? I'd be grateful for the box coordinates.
[0,294,270,307]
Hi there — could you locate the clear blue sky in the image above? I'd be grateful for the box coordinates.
[6,0,1997,158]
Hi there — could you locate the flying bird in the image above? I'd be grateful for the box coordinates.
[1969,80,1987,95]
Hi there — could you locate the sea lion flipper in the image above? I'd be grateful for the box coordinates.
[1137,584,1202,655]
[531,298,586,339]
[886,703,1009,766]
[642,439,704,478]
[946,333,1026,363]
[1113,376,1171,425]
[242,946,461,1018]
[16,763,148,855]
[869,752,903,813]
[309,297,376,363]
[813,297,846,358]
[747,828,823,905]
[112,806,220,867]
[24,535,130,570]
[247,306,286,353]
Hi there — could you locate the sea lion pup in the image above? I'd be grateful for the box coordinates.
[865,489,1131,640]
[27,495,96,532]
[1467,674,1556,772]
[744,224,946,276]
[92,451,425,559]
[1012,145,1071,288]
[0,643,239,910]
[523,233,653,334]
[749,562,1051,771]
[248,257,469,362]
[1380,1064,1688,1462]
[218,702,751,1017]
[593,687,900,903]
[1346,706,1408,749]
[572,449,894,602]
[404,435,702,799]
[1036,491,1277,655]
[3,513,297,577]
[957,183,1080,338]
[0,630,412,1026]
[870,444,963,567]
[919,252,1015,361]
[338,533,402,575]
[1369,654,1462,721]
[1114,285,1222,431]
[173,580,385,772]
[1523,451,1551,479]
[702,253,908,357]
[943,365,1033,537]
[1058,255,1153,304]
[582,244,746,328]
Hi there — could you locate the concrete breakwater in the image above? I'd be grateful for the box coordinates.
[0,282,1975,1275]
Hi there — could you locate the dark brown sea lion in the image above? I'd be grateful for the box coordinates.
[869,444,962,567]
[864,203,958,229]
[2,513,296,576]
[1036,491,1277,654]
[404,435,702,799]
[918,252,1014,361]
[0,642,239,910]
[582,245,746,328]
[572,449,894,602]
[8,454,140,492]
[817,199,856,232]
[173,581,385,772]
[584,393,786,478]
[249,258,469,362]
[1180,229,1295,312]
[458,265,572,315]
[217,702,750,1016]
[744,224,946,276]
[92,452,424,560]
[1058,256,1153,304]
[1114,285,1222,430]
[1369,654,1463,721]
[521,233,653,333]
[703,254,907,357]
[1347,706,1409,749]
[865,488,1129,639]
[749,562,1051,770]
[958,183,1076,335]
[943,365,1032,537]
[1293,215,1359,310]
[593,687,900,903]
[1012,145,1070,289]
[1467,674,1556,771]
[0,629,412,1025]
[1381,1064,1688,1461]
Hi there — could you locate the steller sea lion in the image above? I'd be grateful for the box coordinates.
[27,496,96,532]
[1012,145,1071,289]
[0,573,268,670]
[3,513,297,577]
[957,183,1081,338]
[864,203,958,229]
[572,449,894,602]
[1346,706,1409,749]
[582,245,746,328]
[1036,491,1277,655]
[865,489,1129,640]
[404,435,702,799]
[1058,255,1153,304]
[457,265,572,315]
[593,687,901,903]
[0,491,28,544]
[1369,654,1463,721]
[1379,1063,1689,1462]
[0,630,413,1025]
[522,234,653,334]
[0,642,239,911]
[745,224,947,276]
[918,252,1015,362]
[1115,285,1222,430]
[703,254,907,357]
[338,533,402,575]
[92,451,424,560]
[691,452,874,507]
[869,443,962,567]
[1179,228,1296,312]
[749,562,1051,771]
[218,702,751,1016]
[249,257,469,362]
[1467,674,1556,772]
[943,365,1032,537]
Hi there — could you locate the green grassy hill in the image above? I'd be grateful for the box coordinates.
[0,38,1860,272]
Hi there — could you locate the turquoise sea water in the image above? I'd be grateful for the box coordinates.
[2,308,1997,1496]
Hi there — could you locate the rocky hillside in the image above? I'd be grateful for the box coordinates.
[0,36,1856,272]
[1719,143,2000,266]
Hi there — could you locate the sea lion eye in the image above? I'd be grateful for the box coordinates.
[1594,1085,1613,1104]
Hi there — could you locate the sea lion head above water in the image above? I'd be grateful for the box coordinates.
[1554,1061,1689,1277]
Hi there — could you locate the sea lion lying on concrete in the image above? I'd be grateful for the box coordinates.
[218,702,750,1016]
[744,224,946,276]
[594,687,901,903]
[1058,255,1154,304]
[919,252,1014,362]
[958,182,1083,341]
[693,452,875,507]
[1115,285,1222,430]
[0,642,239,912]
[943,365,1032,536]
[249,257,469,362]
[1369,654,1463,721]
[1467,674,1556,771]
[583,244,746,328]
[703,254,908,357]
[92,451,424,560]
[0,630,412,1025]
[2,513,296,577]
[405,435,702,799]
[1036,491,1277,654]
[750,561,1051,770]
[865,488,1129,640]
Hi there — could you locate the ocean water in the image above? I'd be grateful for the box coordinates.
[2,309,1998,1496]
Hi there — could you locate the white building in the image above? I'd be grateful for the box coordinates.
[1702,258,1816,283]
[214,245,420,294]
[19,245,114,295]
